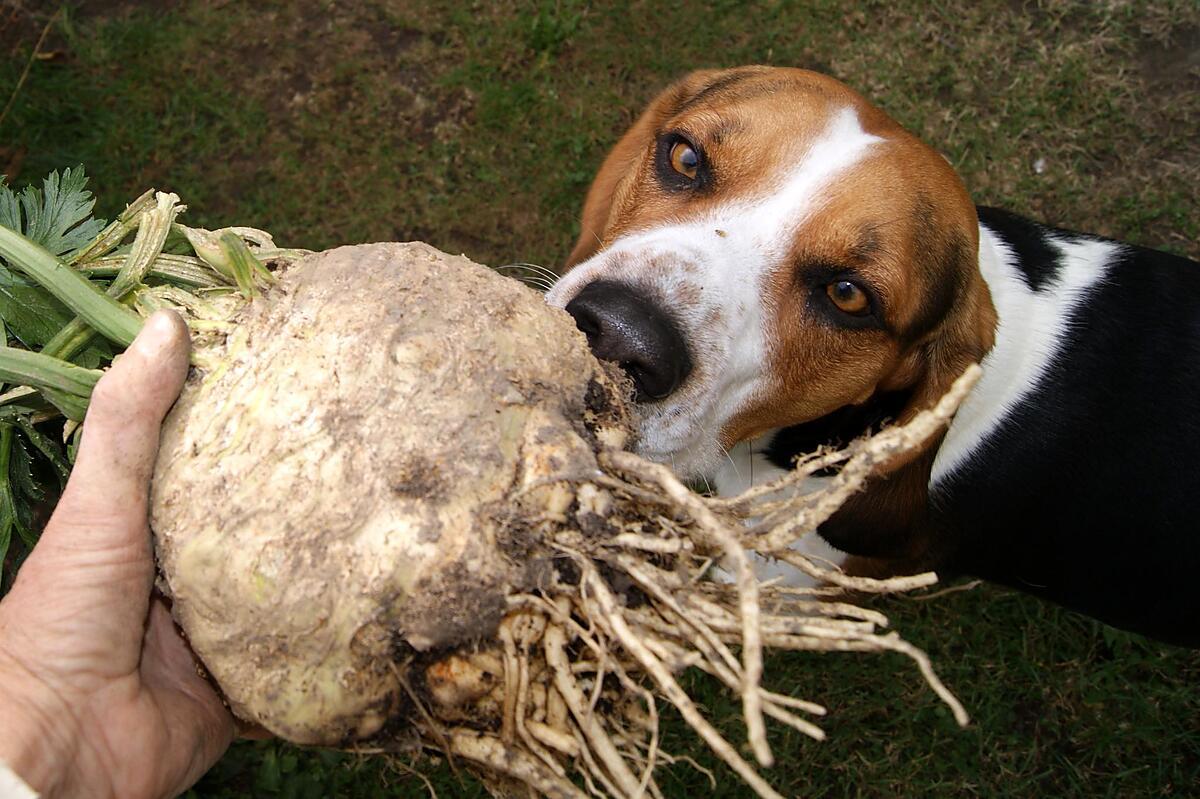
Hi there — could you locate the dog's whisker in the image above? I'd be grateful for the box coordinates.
[495,263,561,293]
[718,442,743,485]
[504,262,562,282]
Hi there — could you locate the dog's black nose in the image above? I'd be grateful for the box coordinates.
[565,280,692,401]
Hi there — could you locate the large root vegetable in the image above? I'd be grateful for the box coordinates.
[0,186,977,799]
[150,241,632,745]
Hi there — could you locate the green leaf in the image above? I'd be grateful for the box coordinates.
[0,425,13,576]
[71,339,113,369]
[0,422,36,556]
[0,167,107,258]
[256,747,283,793]
[16,418,70,487]
[0,420,41,594]
[0,491,11,585]
[0,515,10,582]
[0,264,114,365]
[9,429,45,503]
[0,263,76,348]
[67,424,82,464]
[0,178,18,238]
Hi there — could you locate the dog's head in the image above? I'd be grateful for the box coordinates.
[547,67,995,498]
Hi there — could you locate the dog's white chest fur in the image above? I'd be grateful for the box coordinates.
[712,438,847,588]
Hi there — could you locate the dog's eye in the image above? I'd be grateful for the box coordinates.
[826,280,871,316]
[669,141,700,180]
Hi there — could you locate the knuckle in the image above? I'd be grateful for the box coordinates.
[86,376,124,416]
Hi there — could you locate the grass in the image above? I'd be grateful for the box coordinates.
[3,0,1198,796]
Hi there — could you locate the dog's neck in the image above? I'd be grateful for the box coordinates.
[931,213,1118,488]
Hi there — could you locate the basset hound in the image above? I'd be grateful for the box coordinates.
[545,66,1200,647]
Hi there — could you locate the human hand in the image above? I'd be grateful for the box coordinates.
[0,311,235,799]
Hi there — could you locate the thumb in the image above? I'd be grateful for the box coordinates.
[41,311,191,554]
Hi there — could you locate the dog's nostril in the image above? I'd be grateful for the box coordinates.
[564,280,693,402]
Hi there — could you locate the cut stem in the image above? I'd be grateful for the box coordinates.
[80,254,229,289]
[68,188,156,265]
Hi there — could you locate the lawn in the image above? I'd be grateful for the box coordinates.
[2,0,1198,796]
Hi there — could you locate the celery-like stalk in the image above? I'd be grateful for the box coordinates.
[68,188,156,266]
[0,225,143,347]
[218,230,269,298]
[41,192,179,362]
[0,348,100,395]
[80,254,229,289]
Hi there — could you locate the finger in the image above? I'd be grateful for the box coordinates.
[141,600,235,798]
[43,311,191,554]
[237,721,274,741]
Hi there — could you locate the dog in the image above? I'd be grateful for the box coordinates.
[545,66,1200,647]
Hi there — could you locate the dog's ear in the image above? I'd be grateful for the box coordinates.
[564,69,742,268]
[905,278,994,425]
[879,197,997,471]
[820,208,995,563]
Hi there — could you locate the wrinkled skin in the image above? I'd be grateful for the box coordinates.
[0,312,234,799]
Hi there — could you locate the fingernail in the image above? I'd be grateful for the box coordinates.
[147,310,183,337]
[134,311,185,353]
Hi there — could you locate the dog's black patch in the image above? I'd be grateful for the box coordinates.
[765,389,912,474]
[932,225,1200,647]
[977,205,1069,292]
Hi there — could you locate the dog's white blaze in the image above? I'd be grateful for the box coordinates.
[548,107,884,477]
[932,228,1120,485]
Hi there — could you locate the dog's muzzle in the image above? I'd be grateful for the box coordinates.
[564,280,693,402]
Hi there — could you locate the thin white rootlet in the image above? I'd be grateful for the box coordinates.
[714,437,847,588]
